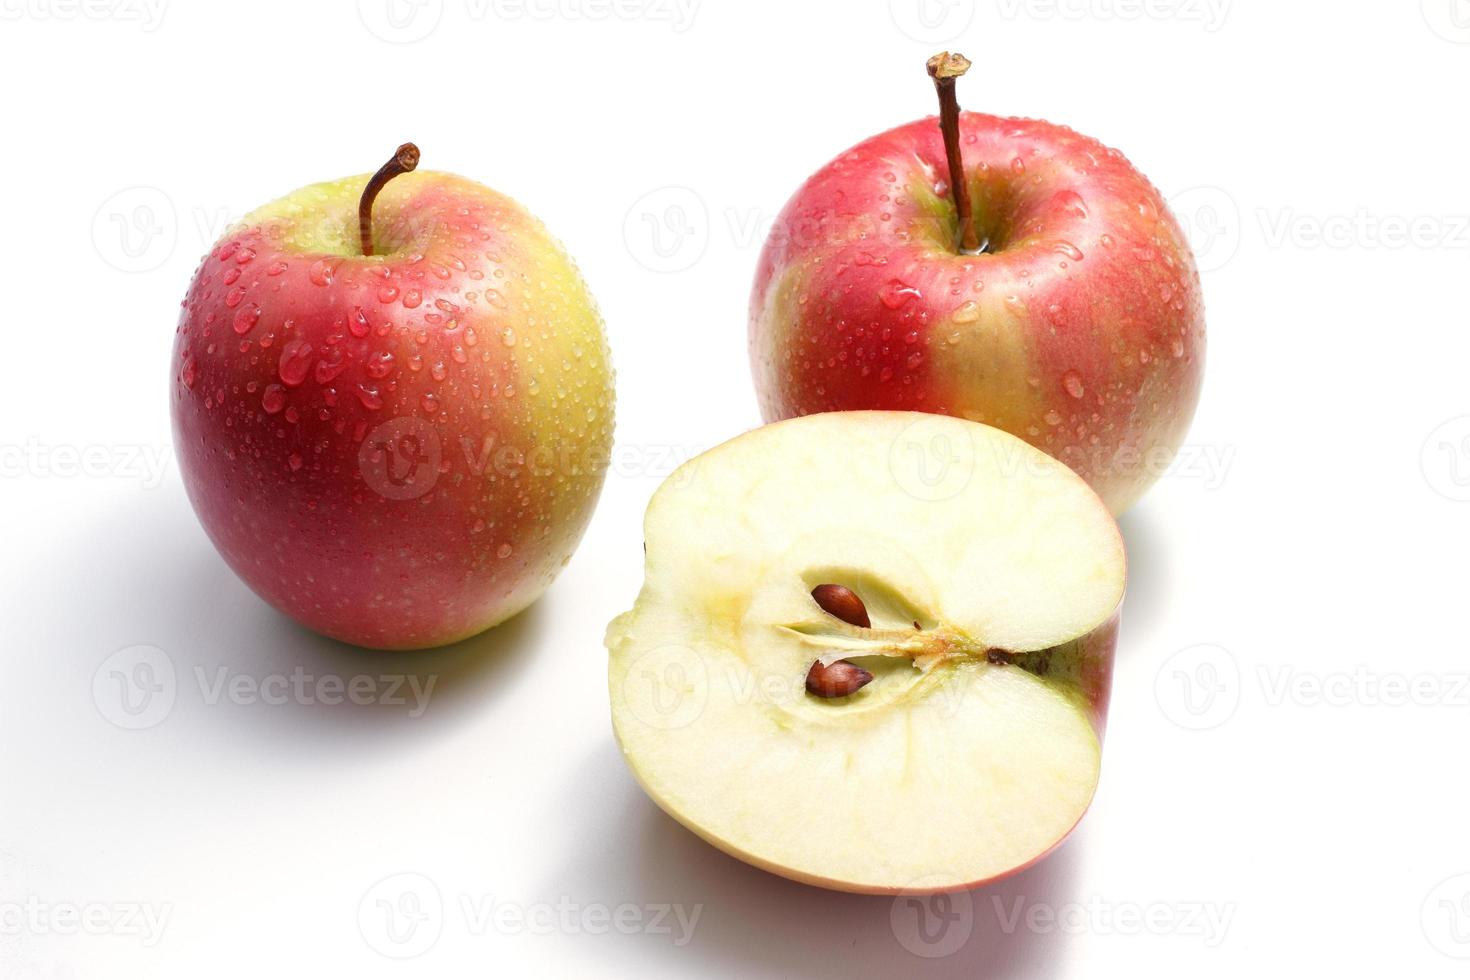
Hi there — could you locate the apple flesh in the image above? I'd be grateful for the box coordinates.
[171,167,614,649]
[749,110,1205,513]
[607,412,1124,893]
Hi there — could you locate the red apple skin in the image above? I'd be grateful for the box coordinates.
[750,112,1205,513]
[170,172,614,649]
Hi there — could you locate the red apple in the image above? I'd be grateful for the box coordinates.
[170,145,615,649]
[749,53,1205,513]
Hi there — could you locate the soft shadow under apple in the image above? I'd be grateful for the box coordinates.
[538,744,1081,979]
[54,492,541,756]
[1116,502,1172,649]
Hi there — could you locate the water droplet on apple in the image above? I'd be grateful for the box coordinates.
[1053,241,1084,262]
[314,347,347,383]
[421,392,439,413]
[349,307,371,338]
[1053,190,1088,220]
[1062,370,1085,399]
[355,383,383,410]
[288,453,303,471]
[952,300,981,323]
[501,327,516,347]
[377,286,400,303]
[879,279,921,310]
[278,340,313,386]
[497,543,513,559]
[402,289,422,309]
[365,350,396,379]
[261,384,286,414]
[308,259,334,287]
[232,303,260,335]
[224,286,245,308]
[180,355,197,390]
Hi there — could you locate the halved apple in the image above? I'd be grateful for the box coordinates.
[606,412,1125,894]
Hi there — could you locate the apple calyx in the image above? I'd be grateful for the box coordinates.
[358,142,421,257]
[925,52,983,256]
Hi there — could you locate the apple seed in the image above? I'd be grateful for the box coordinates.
[805,659,875,699]
[810,583,871,628]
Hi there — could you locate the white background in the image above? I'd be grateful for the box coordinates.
[3,0,1469,976]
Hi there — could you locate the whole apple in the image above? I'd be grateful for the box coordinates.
[170,146,614,649]
[749,54,1205,513]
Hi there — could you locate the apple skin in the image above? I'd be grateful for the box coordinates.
[170,171,614,649]
[750,112,1205,513]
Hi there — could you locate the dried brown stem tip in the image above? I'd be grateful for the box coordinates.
[358,142,421,257]
[926,52,981,255]
[806,659,875,698]
[811,584,871,628]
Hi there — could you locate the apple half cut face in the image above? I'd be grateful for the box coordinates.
[606,412,1125,894]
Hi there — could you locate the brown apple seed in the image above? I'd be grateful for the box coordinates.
[810,584,871,628]
[805,659,875,698]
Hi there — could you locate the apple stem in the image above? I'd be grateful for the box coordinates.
[926,53,982,255]
[358,143,421,257]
